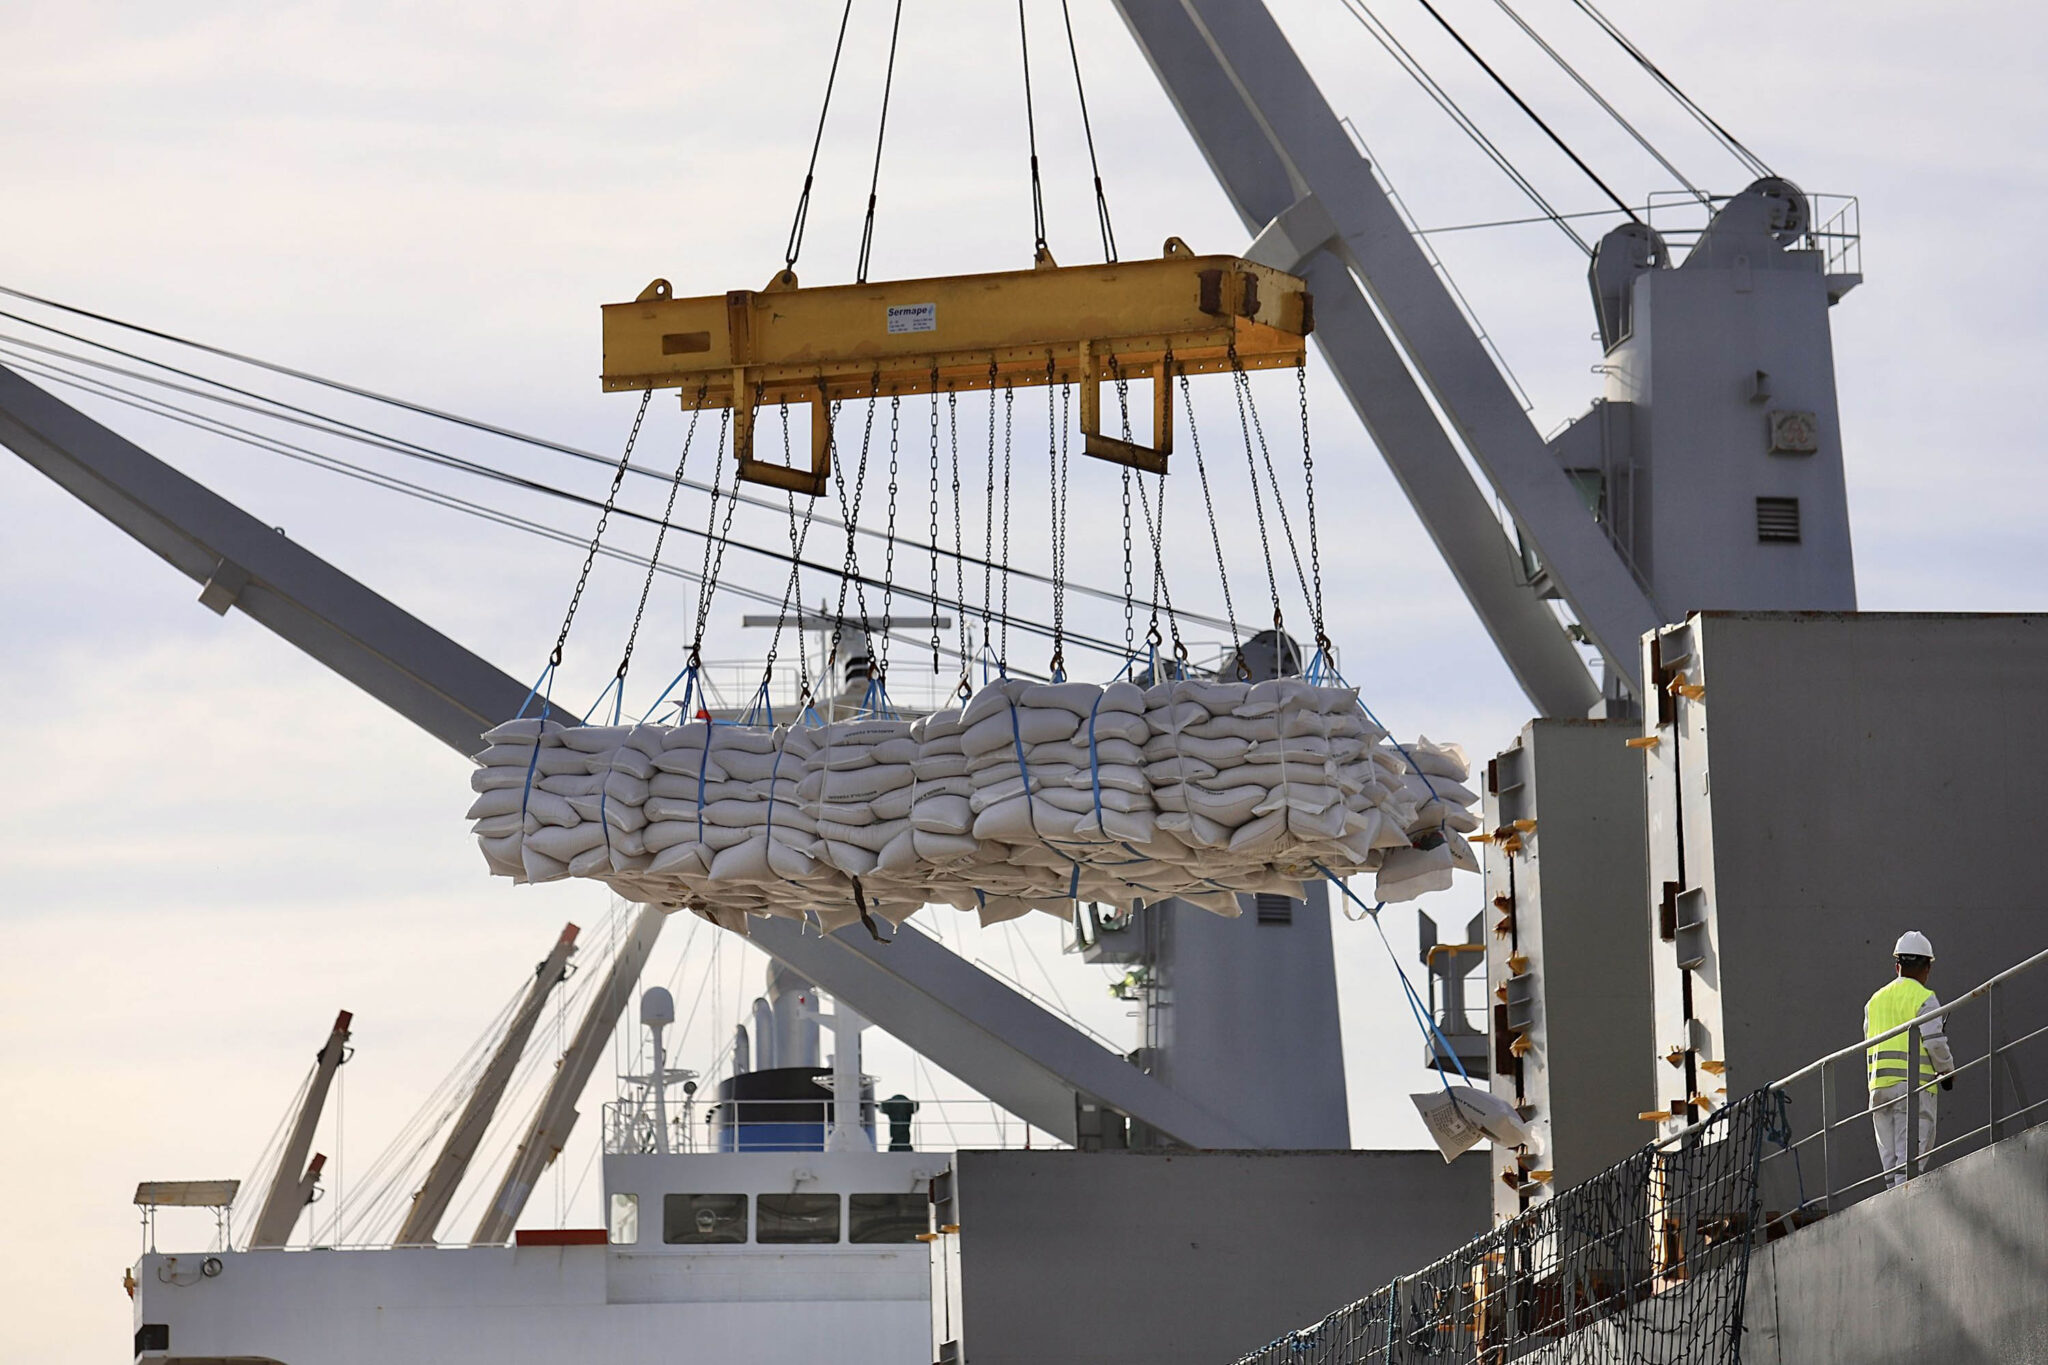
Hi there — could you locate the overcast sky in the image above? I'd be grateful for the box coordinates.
[3,2,2044,1358]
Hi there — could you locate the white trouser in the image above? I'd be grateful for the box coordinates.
[1870,1085,1938,1187]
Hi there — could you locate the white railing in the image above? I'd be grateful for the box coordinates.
[601,1097,1066,1156]
[1760,946,2048,1219]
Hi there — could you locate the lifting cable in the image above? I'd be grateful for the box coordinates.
[1485,0,1709,208]
[1177,366,1239,659]
[878,394,902,682]
[1335,0,1592,255]
[761,408,825,704]
[1018,1,1051,262]
[1131,464,1187,668]
[1409,0,1641,224]
[783,0,856,274]
[1227,348,1294,638]
[602,386,709,714]
[684,405,739,672]
[0,305,1219,630]
[854,0,906,285]
[947,390,968,667]
[3,346,1069,675]
[1231,352,1324,644]
[1058,0,1117,261]
[1045,356,1070,678]
[544,387,652,680]
[828,386,882,677]
[1568,0,1773,180]
[980,369,999,665]
[927,380,944,672]
[1298,365,1328,652]
[998,383,1015,669]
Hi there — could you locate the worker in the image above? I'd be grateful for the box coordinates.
[1865,931,1956,1187]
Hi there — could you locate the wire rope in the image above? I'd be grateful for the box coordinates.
[1485,0,1709,207]
[0,305,1239,630]
[783,0,856,273]
[1409,0,1641,222]
[0,349,1079,674]
[1567,0,1772,179]
[1058,0,1118,261]
[1333,0,1592,254]
[854,0,906,284]
[1018,0,1050,261]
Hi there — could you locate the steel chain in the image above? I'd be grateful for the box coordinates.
[612,386,704,684]
[1236,350,1314,638]
[927,375,942,671]
[1180,366,1239,654]
[827,380,879,675]
[1227,344,1285,636]
[689,406,743,664]
[879,393,901,680]
[999,382,1014,667]
[551,386,652,666]
[1299,363,1328,652]
[948,390,967,664]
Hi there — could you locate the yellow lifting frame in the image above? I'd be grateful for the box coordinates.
[600,238,1312,494]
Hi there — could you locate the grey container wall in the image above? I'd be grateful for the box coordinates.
[1640,612,2048,1189]
[931,1149,1487,1365]
[1483,718,1656,1220]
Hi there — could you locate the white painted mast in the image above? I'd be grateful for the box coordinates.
[470,904,666,1245]
[394,923,580,1246]
[818,1001,873,1153]
[248,1010,352,1249]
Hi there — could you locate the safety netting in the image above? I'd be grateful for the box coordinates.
[1229,1089,1782,1365]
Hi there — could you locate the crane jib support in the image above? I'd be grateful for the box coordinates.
[600,240,1311,490]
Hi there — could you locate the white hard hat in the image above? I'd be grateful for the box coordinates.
[1894,931,1935,960]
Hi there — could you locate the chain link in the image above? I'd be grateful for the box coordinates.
[687,405,741,667]
[1121,466,1134,654]
[981,365,998,657]
[1181,366,1239,655]
[878,393,901,680]
[1227,344,1285,636]
[550,386,652,667]
[999,381,1014,668]
[1299,363,1328,652]
[612,386,703,685]
[762,397,827,693]
[1046,354,1066,677]
[828,380,879,677]
[927,376,942,671]
[949,390,967,665]
[1235,350,1314,642]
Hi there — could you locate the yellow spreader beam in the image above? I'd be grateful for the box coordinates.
[600,238,1312,493]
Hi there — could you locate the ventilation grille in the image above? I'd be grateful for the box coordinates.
[1254,893,1295,924]
[1756,496,1801,543]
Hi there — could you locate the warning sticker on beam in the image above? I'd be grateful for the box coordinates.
[887,303,937,334]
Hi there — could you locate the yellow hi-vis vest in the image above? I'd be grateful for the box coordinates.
[1866,977,1936,1090]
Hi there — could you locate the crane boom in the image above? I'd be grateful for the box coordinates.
[470,907,665,1245]
[248,1011,351,1249]
[1113,0,1659,707]
[0,363,1256,1154]
[394,923,579,1246]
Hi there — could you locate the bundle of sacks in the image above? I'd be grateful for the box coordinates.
[467,676,1480,934]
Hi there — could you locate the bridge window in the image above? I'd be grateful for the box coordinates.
[609,1192,639,1245]
[663,1193,747,1245]
[758,1193,841,1244]
[849,1192,930,1243]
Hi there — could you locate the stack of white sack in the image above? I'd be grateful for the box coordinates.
[466,676,1480,933]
